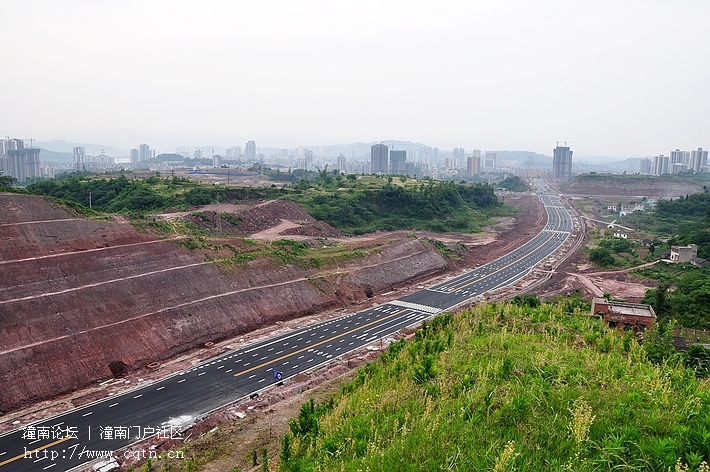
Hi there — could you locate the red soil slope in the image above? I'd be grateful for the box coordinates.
[0,194,446,412]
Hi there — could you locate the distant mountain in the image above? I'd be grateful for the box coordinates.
[38,148,73,164]
[34,140,127,156]
[322,141,430,156]
[574,157,642,173]
[495,151,551,169]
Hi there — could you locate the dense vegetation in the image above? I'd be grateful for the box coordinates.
[624,193,710,259]
[587,234,642,268]
[634,264,710,328]
[26,175,510,235]
[273,302,710,472]
[0,172,18,189]
[497,175,528,192]
[296,181,506,235]
[614,192,710,328]
[653,193,710,259]
[26,175,283,213]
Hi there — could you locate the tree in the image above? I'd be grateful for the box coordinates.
[0,173,17,189]
[589,247,615,267]
[653,282,668,317]
[643,320,677,364]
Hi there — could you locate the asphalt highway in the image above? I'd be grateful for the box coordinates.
[0,181,572,471]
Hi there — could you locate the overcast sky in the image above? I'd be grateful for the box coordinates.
[2,0,709,157]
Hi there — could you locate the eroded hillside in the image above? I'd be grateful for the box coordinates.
[559,174,703,198]
[0,194,448,412]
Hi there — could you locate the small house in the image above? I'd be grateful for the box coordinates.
[591,298,656,333]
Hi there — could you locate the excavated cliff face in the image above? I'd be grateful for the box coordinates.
[558,175,703,198]
[0,194,447,412]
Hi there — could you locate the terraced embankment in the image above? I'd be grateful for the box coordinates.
[558,174,703,198]
[0,194,447,412]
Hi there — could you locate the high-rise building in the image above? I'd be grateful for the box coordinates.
[130,149,139,163]
[225,146,242,159]
[73,147,86,172]
[0,138,41,183]
[213,154,221,168]
[552,145,573,179]
[639,158,652,175]
[139,144,151,162]
[484,151,497,170]
[371,143,389,174]
[245,141,256,161]
[389,150,407,174]
[467,155,481,177]
[690,148,708,173]
[670,149,689,174]
[337,153,347,173]
[303,149,314,170]
[652,154,669,176]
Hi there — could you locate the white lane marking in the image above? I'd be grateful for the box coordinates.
[198,372,206,376]
[82,412,92,417]
[109,403,118,408]
[178,379,186,383]
[249,374,256,379]
[156,386,165,391]
[134,394,142,399]
[225,369,232,373]
[259,379,265,383]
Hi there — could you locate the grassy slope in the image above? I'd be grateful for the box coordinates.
[277,302,710,472]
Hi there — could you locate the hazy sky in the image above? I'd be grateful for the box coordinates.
[2,0,709,157]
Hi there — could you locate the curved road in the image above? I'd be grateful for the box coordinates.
[0,181,572,472]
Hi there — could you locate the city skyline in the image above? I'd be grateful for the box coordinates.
[2,1,709,158]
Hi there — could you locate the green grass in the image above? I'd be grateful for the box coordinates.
[276,303,710,471]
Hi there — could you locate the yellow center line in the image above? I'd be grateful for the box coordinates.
[235,308,409,378]
[0,436,72,467]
